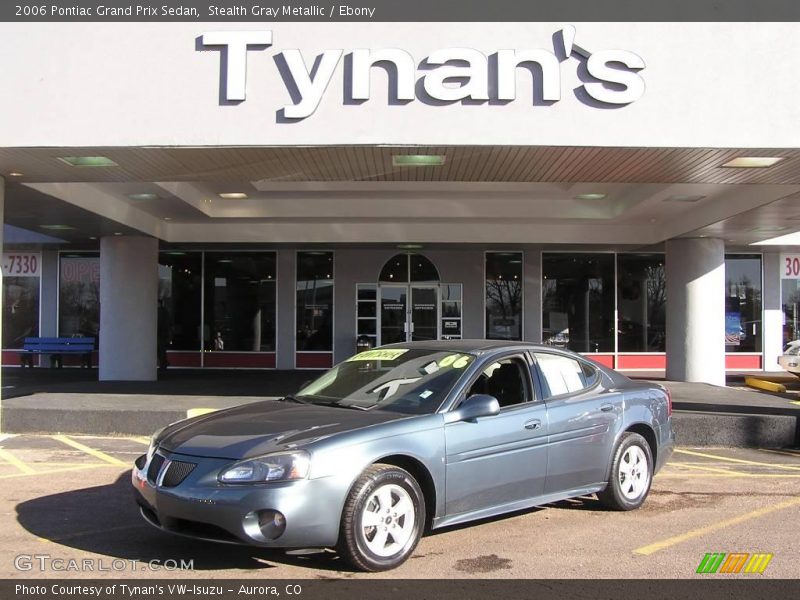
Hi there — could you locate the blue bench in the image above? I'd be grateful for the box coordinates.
[20,337,96,368]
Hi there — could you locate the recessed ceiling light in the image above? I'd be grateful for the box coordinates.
[397,244,424,249]
[166,251,186,256]
[751,226,788,233]
[663,194,705,203]
[8,171,23,177]
[217,259,233,263]
[58,156,119,168]
[128,193,159,201]
[573,193,607,201]
[218,192,249,199]
[163,217,172,221]
[40,224,76,231]
[392,155,446,167]
[113,232,123,236]
[721,157,783,168]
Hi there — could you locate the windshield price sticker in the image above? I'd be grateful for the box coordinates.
[348,349,409,362]
[438,354,471,369]
[2,252,41,277]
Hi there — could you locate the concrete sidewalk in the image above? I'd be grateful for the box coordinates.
[1,367,799,447]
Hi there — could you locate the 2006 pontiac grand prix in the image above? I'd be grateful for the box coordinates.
[133,340,675,571]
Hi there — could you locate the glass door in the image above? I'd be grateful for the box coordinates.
[410,286,439,341]
[380,285,408,345]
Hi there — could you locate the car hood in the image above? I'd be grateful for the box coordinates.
[157,400,408,460]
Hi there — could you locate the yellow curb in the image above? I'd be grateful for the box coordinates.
[187,408,219,419]
[744,377,787,393]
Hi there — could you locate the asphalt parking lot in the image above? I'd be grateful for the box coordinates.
[0,434,798,579]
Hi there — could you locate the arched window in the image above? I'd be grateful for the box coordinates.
[379,254,440,282]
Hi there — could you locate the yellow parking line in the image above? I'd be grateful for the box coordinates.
[759,448,800,458]
[0,448,36,474]
[667,462,745,476]
[675,448,800,471]
[634,496,800,555]
[0,464,109,479]
[51,435,128,467]
[130,436,150,446]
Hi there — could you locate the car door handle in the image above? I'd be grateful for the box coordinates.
[600,403,614,412]
[524,419,542,430]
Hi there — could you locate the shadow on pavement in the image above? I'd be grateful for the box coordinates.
[15,472,352,573]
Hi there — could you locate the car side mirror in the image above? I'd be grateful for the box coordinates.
[448,394,500,423]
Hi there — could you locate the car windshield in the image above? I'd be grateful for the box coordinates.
[294,348,475,414]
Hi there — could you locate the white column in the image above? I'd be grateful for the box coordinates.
[99,236,158,381]
[665,237,726,385]
[0,177,4,424]
[762,252,784,372]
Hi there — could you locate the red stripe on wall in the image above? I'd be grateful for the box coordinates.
[166,351,202,368]
[583,354,615,368]
[725,354,762,370]
[203,353,276,368]
[2,350,23,366]
[296,353,333,369]
[617,354,667,370]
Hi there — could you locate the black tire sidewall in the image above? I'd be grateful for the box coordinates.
[609,433,653,510]
[349,468,425,570]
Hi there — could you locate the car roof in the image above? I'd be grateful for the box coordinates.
[380,339,556,355]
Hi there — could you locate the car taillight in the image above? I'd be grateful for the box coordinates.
[665,387,672,417]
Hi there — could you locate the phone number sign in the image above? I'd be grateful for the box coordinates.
[781,254,800,279]
[2,252,41,277]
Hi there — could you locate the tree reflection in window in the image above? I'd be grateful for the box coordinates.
[485,252,523,340]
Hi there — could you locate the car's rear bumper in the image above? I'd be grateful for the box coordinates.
[131,451,346,548]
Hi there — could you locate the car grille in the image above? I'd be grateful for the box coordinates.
[147,453,166,484]
[161,460,196,487]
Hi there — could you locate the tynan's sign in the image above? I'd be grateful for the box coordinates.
[200,26,646,120]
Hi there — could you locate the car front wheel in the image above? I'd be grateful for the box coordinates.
[597,432,653,511]
[338,464,425,571]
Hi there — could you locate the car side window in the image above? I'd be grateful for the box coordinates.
[533,353,592,398]
[465,356,532,408]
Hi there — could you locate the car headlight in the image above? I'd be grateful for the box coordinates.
[218,451,311,484]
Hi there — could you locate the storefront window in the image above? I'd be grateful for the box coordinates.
[485,252,523,340]
[542,253,614,352]
[725,254,762,353]
[617,255,666,352]
[58,253,100,337]
[158,252,202,351]
[203,252,277,352]
[782,279,800,346]
[297,251,334,351]
[3,277,40,348]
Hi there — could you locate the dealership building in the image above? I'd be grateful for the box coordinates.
[1,21,800,385]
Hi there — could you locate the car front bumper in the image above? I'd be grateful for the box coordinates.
[778,355,800,375]
[131,450,346,548]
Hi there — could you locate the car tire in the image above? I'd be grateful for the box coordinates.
[597,432,653,511]
[338,463,426,572]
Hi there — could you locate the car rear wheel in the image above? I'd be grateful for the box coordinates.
[597,432,653,511]
[338,464,425,571]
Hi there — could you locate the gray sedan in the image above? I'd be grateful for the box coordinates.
[132,340,674,571]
